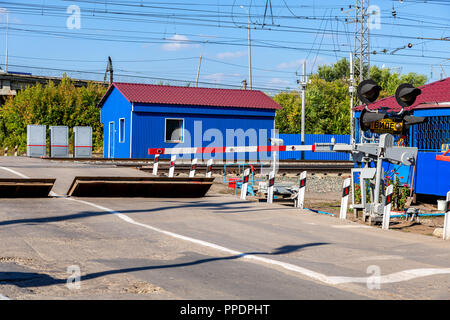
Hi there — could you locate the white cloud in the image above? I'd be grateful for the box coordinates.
[203,73,242,83]
[276,57,329,72]
[268,78,291,86]
[162,34,200,51]
[216,51,247,60]
[276,59,305,70]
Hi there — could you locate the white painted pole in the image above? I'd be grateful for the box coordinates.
[339,178,351,219]
[240,168,250,200]
[168,155,176,178]
[206,159,213,178]
[189,158,198,177]
[443,191,450,240]
[382,185,394,230]
[152,154,159,175]
[296,171,307,209]
[267,171,275,204]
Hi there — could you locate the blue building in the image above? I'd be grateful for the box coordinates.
[353,77,450,197]
[98,82,282,160]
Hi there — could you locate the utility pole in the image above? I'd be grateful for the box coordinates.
[354,0,370,82]
[300,60,307,159]
[5,10,8,73]
[349,52,355,145]
[104,56,113,85]
[195,54,202,87]
[195,40,208,87]
[240,5,252,90]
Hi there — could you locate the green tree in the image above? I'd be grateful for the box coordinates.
[0,75,107,154]
[274,59,427,134]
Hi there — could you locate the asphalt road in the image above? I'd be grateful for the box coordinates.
[0,157,449,300]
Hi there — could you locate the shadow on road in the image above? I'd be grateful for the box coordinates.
[0,243,329,289]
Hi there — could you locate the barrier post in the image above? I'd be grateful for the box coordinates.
[206,159,213,178]
[168,155,176,178]
[382,185,394,230]
[444,191,450,240]
[240,168,250,200]
[296,171,307,209]
[152,154,159,175]
[14,146,18,157]
[339,178,351,219]
[267,171,275,204]
[4,147,7,157]
[189,158,198,177]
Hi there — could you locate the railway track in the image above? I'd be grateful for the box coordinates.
[42,157,353,174]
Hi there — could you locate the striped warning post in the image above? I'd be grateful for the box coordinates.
[444,191,450,240]
[240,168,250,200]
[168,155,176,178]
[339,178,351,219]
[148,144,313,155]
[296,171,307,209]
[189,158,198,178]
[267,171,275,204]
[382,185,394,230]
[206,159,213,178]
[152,154,160,175]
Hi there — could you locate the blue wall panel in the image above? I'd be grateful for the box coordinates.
[414,151,450,196]
[279,134,351,160]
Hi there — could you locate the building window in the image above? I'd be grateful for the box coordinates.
[165,118,184,143]
[119,118,125,143]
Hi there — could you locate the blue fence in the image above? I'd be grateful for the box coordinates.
[279,134,351,161]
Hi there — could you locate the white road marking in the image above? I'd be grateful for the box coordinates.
[0,166,29,178]
[332,225,372,229]
[356,255,404,262]
[1,166,450,287]
[67,197,450,286]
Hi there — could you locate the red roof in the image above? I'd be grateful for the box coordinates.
[354,77,450,112]
[98,82,282,110]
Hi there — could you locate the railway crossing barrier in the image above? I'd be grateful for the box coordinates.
[153,154,159,175]
[339,178,351,220]
[382,185,394,230]
[168,155,176,178]
[444,191,450,240]
[240,168,251,200]
[206,159,213,178]
[295,171,307,209]
[189,158,198,177]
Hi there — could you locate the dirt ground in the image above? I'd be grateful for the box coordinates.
[209,179,446,238]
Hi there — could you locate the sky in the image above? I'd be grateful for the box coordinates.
[0,0,448,93]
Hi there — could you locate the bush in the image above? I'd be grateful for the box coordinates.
[0,75,107,154]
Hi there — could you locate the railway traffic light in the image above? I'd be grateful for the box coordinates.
[357,80,427,134]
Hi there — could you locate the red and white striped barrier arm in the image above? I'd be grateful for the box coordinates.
[339,178,351,219]
[382,185,394,230]
[148,144,313,155]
